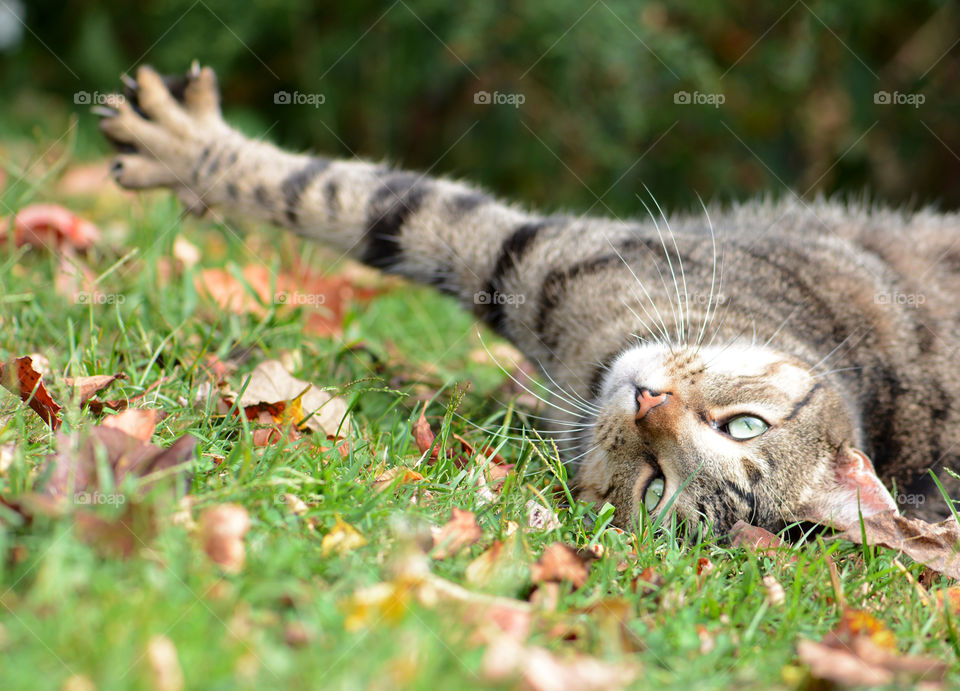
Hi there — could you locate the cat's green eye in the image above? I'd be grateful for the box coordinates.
[644,476,665,511]
[723,415,769,440]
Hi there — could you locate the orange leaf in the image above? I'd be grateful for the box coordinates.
[431,508,482,559]
[0,356,62,429]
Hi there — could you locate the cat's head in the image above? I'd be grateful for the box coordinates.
[573,342,898,534]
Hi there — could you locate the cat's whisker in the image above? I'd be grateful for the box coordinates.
[695,193,720,349]
[621,298,669,348]
[762,304,802,349]
[639,191,684,345]
[531,357,603,413]
[646,185,690,345]
[477,332,599,419]
[808,326,872,374]
[605,235,674,345]
[810,365,864,380]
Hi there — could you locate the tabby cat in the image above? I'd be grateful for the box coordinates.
[97,63,960,534]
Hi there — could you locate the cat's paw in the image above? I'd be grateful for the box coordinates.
[98,61,234,213]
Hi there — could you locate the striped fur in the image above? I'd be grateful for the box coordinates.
[99,64,960,534]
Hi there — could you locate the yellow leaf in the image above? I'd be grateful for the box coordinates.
[322,516,367,557]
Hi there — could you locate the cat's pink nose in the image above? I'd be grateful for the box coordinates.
[636,387,669,421]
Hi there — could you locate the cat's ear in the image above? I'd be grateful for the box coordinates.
[801,445,898,529]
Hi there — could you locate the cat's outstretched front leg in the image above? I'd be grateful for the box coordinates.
[97,63,545,320]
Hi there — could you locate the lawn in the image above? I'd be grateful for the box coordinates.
[0,141,956,690]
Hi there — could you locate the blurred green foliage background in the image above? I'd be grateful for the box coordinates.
[2,0,958,215]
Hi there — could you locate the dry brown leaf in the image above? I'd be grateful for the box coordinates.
[54,252,103,304]
[412,409,438,460]
[526,500,561,531]
[763,574,785,607]
[64,373,127,406]
[431,508,482,559]
[195,262,381,337]
[146,634,184,691]
[0,203,101,250]
[236,360,351,438]
[102,408,165,442]
[530,543,592,589]
[373,466,425,493]
[0,356,62,429]
[199,504,251,573]
[832,510,960,580]
[798,607,945,687]
[74,502,156,558]
[481,638,638,691]
[45,427,197,500]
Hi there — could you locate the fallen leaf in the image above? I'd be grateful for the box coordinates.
[102,408,165,442]
[195,262,382,337]
[798,607,945,687]
[412,409,438,460]
[199,504,251,573]
[0,444,14,474]
[146,634,184,691]
[55,252,101,303]
[763,574,785,607]
[45,427,197,500]
[64,373,127,406]
[173,235,200,268]
[832,511,960,580]
[373,466,425,493]
[74,502,156,558]
[481,638,638,691]
[235,360,351,438]
[0,356,62,429]
[531,543,592,589]
[0,203,101,250]
[431,508,482,559]
[283,621,311,648]
[526,499,560,531]
[57,160,111,197]
[322,516,367,557]
[465,535,531,594]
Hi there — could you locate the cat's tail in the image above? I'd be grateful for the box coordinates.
[98,63,565,339]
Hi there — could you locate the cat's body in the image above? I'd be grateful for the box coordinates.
[99,64,960,533]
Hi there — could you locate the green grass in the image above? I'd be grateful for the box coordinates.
[0,148,957,690]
